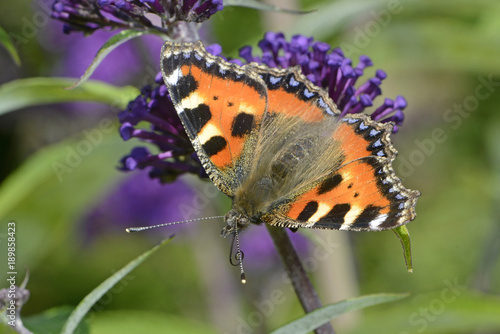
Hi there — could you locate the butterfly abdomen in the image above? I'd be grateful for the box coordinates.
[270,136,318,181]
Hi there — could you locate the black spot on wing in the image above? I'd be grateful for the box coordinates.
[353,205,382,228]
[260,73,283,90]
[161,54,178,77]
[202,136,227,157]
[283,73,301,94]
[315,203,351,227]
[177,74,198,101]
[317,174,343,195]
[184,104,211,133]
[283,73,320,102]
[349,119,386,155]
[260,71,319,102]
[297,201,318,222]
[231,112,255,138]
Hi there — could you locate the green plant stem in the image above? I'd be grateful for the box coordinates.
[266,225,336,334]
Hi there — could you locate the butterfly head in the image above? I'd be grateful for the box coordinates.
[220,209,255,238]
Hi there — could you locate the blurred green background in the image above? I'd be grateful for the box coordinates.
[1,0,500,333]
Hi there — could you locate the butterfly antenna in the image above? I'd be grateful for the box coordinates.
[229,225,246,284]
[126,216,225,233]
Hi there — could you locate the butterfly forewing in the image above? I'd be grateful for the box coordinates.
[161,41,268,196]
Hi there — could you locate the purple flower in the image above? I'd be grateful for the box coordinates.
[51,0,223,34]
[180,0,224,22]
[118,83,207,182]
[241,226,311,271]
[239,32,407,132]
[117,44,226,182]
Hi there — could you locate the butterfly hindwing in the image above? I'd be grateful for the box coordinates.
[262,115,419,231]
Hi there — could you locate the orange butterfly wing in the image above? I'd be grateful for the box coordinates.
[161,41,268,196]
[161,41,419,231]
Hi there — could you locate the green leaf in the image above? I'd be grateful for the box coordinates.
[61,237,174,334]
[67,29,156,89]
[393,225,413,273]
[349,290,500,334]
[289,0,386,37]
[24,306,89,334]
[0,77,139,116]
[224,0,312,14]
[0,139,68,220]
[90,311,220,334]
[270,293,409,334]
[0,26,21,66]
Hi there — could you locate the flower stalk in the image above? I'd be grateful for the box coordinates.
[266,225,336,334]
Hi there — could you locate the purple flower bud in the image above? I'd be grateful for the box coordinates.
[158,84,168,96]
[239,46,255,63]
[119,122,135,140]
[205,43,222,56]
[154,72,164,83]
[290,35,313,54]
[357,55,373,69]
[394,95,407,109]
[53,2,64,12]
[312,41,330,62]
[120,147,150,171]
[376,69,387,80]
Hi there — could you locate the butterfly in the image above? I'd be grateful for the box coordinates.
[160,40,419,242]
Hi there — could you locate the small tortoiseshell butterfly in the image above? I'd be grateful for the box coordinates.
[160,41,419,238]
